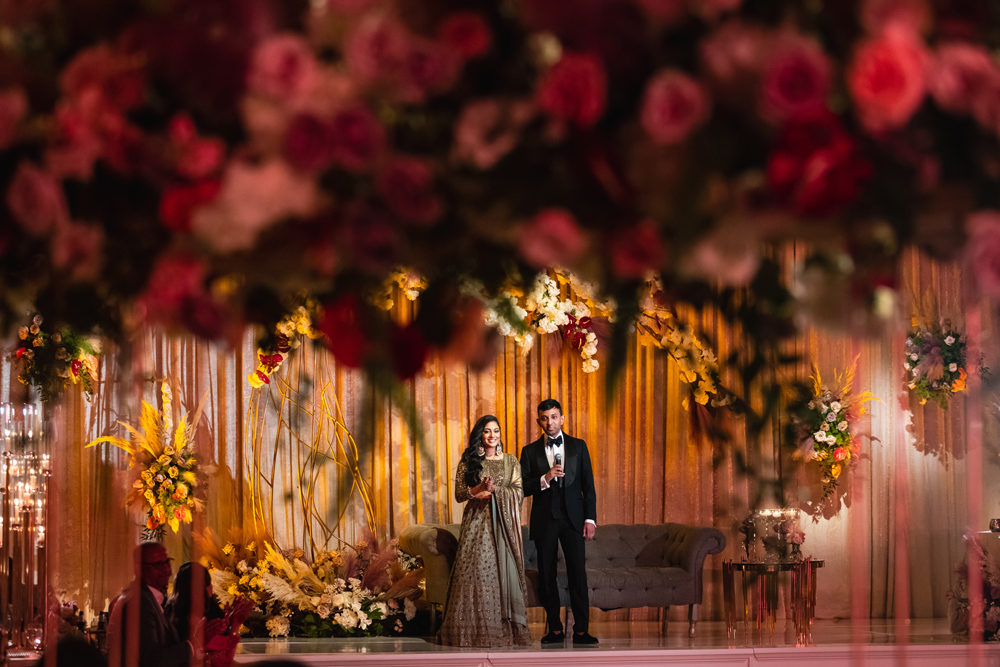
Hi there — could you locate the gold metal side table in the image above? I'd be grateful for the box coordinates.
[722,559,824,645]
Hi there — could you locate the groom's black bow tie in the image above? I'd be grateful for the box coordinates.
[547,436,563,448]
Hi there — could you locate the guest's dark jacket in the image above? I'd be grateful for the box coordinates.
[108,582,192,667]
[520,433,597,540]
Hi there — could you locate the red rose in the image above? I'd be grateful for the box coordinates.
[159,180,222,234]
[437,12,493,60]
[611,221,664,279]
[330,105,386,172]
[847,26,928,133]
[640,68,710,144]
[518,208,587,268]
[376,157,442,226]
[397,37,461,103]
[536,53,607,128]
[137,252,207,328]
[60,44,145,111]
[767,110,873,216]
[319,293,369,368]
[758,37,831,124]
[283,113,337,172]
[390,322,429,380]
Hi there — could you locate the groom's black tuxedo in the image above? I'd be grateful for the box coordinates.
[520,432,596,634]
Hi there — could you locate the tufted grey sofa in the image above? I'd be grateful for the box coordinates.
[398,522,726,637]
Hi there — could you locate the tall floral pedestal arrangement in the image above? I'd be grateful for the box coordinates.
[0,403,51,653]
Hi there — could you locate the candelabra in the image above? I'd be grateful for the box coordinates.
[0,404,50,656]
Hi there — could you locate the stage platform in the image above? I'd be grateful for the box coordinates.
[232,619,1000,666]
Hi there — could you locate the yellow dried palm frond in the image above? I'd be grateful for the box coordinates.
[139,400,164,457]
[84,434,134,454]
[840,355,860,397]
[161,381,173,445]
[184,391,209,450]
[172,414,188,452]
[810,363,823,397]
[855,391,881,415]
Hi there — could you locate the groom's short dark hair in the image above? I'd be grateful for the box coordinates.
[537,399,562,414]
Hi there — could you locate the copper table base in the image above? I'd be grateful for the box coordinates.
[722,559,824,646]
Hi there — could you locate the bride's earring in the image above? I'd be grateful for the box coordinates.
[497,441,503,454]
[477,446,485,456]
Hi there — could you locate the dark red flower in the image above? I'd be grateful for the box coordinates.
[611,221,665,279]
[390,322,429,380]
[330,106,386,172]
[159,180,222,233]
[536,53,607,128]
[319,293,368,368]
[376,157,442,226]
[284,113,337,172]
[767,110,873,217]
[437,12,493,60]
[15,347,25,359]
[70,359,83,377]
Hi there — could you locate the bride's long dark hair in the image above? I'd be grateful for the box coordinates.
[461,415,501,488]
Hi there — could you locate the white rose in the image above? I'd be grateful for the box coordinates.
[837,421,848,431]
[830,401,841,412]
[826,412,837,423]
[904,363,910,370]
[949,363,958,372]
[404,597,416,621]
[813,431,825,441]
[945,336,955,345]
[910,353,918,361]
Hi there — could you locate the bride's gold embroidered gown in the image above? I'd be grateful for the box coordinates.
[437,454,532,647]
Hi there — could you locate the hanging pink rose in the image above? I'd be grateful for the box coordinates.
[191,158,318,253]
[518,208,587,269]
[247,33,319,104]
[694,0,743,21]
[6,162,69,236]
[847,26,929,133]
[965,211,1000,298]
[758,37,831,124]
[611,220,664,279]
[50,222,103,282]
[329,105,386,171]
[169,114,224,179]
[344,14,408,85]
[0,88,27,150]
[283,113,337,172]
[343,209,400,273]
[438,11,493,60]
[640,68,710,144]
[376,157,442,226]
[633,0,686,25]
[929,43,997,116]
[700,21,768,88]
[683,220,759,286]
[397,37,461,103]
[860,0,931,35]
[60,44,145,111]
[536,53,607,128]
[452,98,534,170]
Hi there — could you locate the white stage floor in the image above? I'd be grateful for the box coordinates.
[233,619,1000,666]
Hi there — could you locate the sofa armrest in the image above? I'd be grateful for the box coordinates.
[659,524,727,573]
[398,525,460,607]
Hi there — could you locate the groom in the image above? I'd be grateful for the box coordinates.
[520,398,598,646]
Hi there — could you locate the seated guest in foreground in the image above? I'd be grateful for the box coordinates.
[108,542,205,667]
[438,415,531,647]
[166,562,253,667]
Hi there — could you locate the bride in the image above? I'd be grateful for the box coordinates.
[437,415,532,647]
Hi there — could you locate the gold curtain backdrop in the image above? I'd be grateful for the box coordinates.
[2,247,997,624]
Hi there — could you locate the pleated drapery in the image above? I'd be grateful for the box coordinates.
[3,247,996,623]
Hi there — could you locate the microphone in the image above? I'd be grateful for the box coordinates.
[554,452,562,486]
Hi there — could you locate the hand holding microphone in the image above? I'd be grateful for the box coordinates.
[550,452,563,486]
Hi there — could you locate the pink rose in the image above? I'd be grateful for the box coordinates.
[640,68,710,144]
[44,101,103,180]
[611,221,664,279]
[633,0,687,25]
[758,37,832,124]
[283,113,337,172]
[344,15,408,85]
[965,211,1000,298]
[700,21,768,89]
[6,162,69,236]
[247,34,319,104]
[860,0,931,35]
[50,222,103,282]
[330,105,386,171]
[518,208,587,269]
[0,88,27,149]
[397,37,461,103]
[693,0,743,21]
[929,43,997,116]
[683,220,759,286]
[438,12,493,60]
[376,157,442,226]
[847,26,929,133]
[137,252,207,327]
[536,53,607,128]
[343,209,400,274]
[60,44,145,111]
[191,158,318,253]
[159,180,222,234]
[452,97,535,170]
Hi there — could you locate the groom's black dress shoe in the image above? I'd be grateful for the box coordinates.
[540,631,565,645]
[572,632,599,646]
